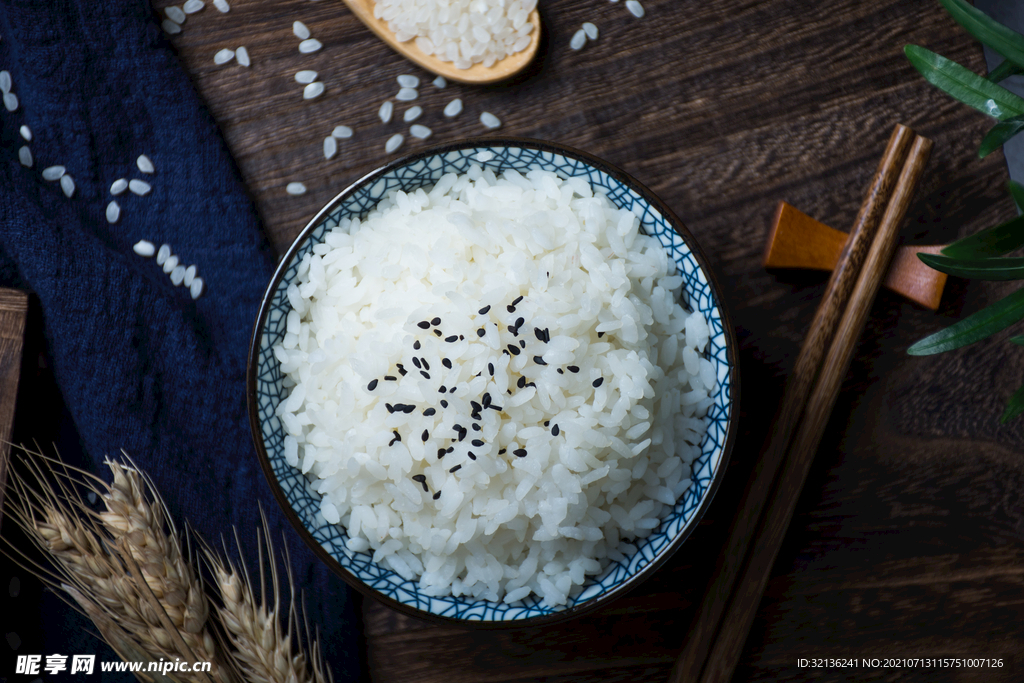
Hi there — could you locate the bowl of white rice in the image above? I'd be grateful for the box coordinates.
[248,139,738,626]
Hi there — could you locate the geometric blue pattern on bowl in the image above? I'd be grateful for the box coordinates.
[248,138,738,626]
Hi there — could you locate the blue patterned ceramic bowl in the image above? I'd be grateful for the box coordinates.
[248,138,738,627]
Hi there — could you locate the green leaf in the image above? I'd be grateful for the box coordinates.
[907,287,1024,355]
[1010,335,1024,346]
[918,252,1024,279]
[979,116,1024,157]
[904,45,1024,119]
[940,0,1024,70]
[1001,382,1024,422]
[940,215,1024,260]
[1008,180,1024,212]
[989,59,1023,83]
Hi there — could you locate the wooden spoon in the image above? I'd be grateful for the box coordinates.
[340,0,541,85]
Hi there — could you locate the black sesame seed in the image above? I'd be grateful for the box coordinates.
[440,400,449,408]
[472,439,484,447]
[526,381,536,388]
[568,365,580,373]
[468,452,477,460]
[557,368,564,374]
[418,321,430,329]
[422,429,429,442]
[503,350,510,356]
[431,317,442,326]
[458,431,466,442]
[424,408,436,416]
[447,446,454,453]
[471,412,482,422]
[385,403,395,413]
[413,357,422,369]
[432,491,442,500]
[471,400,482,412]
[479,305,491,315]
[517,376,526,388]
[413,340,421,350]
[551,424,560,436]
[392,430,401,441]
[422,359,430,370]
[534,328,545,342]
[384,375,397,381]
[498,448,506,454]
[507,305,516,313]
[598,331,605,338]
[483,393,491,407]
[442,358,453,369]
[534,355,546,365]
[449,465,462,473]
[397,366,408,376]
[445,335,458,343]
[439,386,447,393]
[490,404,503,411]
[453,424,463,432]
[519,340,526,348]
[543,329,551,342]
[488,363,494,376]
[412,474,426,482]
[507,344,520,356]
[512,296,523,306]
[420,371,430,379]
[477,328,486,337]
[544,421,550,426]
[513,448,527,457]
[459,335,464,340]
[472,423,481,431]
[434,329,442,336]
[403,404,416,414]
[437,448,446,459]
[367,379,378,391]
[450,386,456,393]
[593,377,604,387]
[515,317,524,329]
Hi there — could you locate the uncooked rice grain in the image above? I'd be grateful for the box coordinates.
[299,38,322,53]
[236,46,250,66]
[296,70,318,84]
[287,182,307,196]
[19,125,31,141]
[215,48,235,64]
[293,21,311,39]
[480,112,501,129]
[409,124,431,139]
[385,133,404,153]
[42,166,65,181]
[379,101,394,123]
[583,22,598,39]
[190,277,204,299]
[129,179,151,195]
[105,201,120,224]
[183,265,197,287]
[18,146,31,167]
[626,0,644,17]
[183,0,204,13]
[213,0,229,12]
[443,98,463,117]
[0,71,10,93]
[137,155,155,173]
[162,19,181,35]
[162,255,179,274]
[4,92,18,112]
[396,87,418,101]
[60,174,75,198]
[304,82,325,99]
[324,136,338,160]
[404,106,423,122]
[166,5,187,23]
[171,265,187,286]
[111,178,128,195]
[570,29,586,50]
[398,74,419,88]
[333,125,353,138]
[133,240,156,257]
[433,76,446,88]
[274,168,717,607]
[156,244,171,265]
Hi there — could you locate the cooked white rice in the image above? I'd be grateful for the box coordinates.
[274,166,716,607]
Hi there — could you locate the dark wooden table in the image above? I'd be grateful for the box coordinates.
[160,0,1024,679]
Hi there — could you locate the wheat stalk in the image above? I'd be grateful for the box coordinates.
[204,519,332,683]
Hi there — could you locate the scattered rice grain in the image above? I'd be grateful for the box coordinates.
[17,146,31,168]
[190,277,204,299]
[183,0,205,13]
[0,71,10,93]
[299,38,322,53]
[626,0,644,17]
[236,46,250,66]
[432,76,446,88]
[286,182,307,196]
[570,29,586,50]
[303,82,325,99]
[156,244,171,265]
[183,265,197,286]
[379,101,394,123]
[583,22,598,39]
[110,178,128,195]
[161,19,181,34]
[443,98,463,117]
[60,174,75,198]
[170,264,187,286]
[133,240,156,257]
[409,124,431,139]
[403,106,423,122]
[42,166,65,181]
[162,255,179,274]
[295,70,318,84]
[19,125,31,141]
[397,74,419,88]
[324,136,338,159]
[480,112,501,129]
[129,179,151,196]
[3,92,18,112]
[385,133,404,153]
[396,87,418,101]
[137,155,154,173]
[215,48,235,64]
[166,6,187,23]
[213,0,229,12]
[333,125,353,138]
[293,21,311,39]
[105,201,120,224]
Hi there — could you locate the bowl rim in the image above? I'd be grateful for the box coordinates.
[247,136,740,629]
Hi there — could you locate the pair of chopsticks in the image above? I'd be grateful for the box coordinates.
[669,124,932,683]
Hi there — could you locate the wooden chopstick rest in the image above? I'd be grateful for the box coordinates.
[764,201,948,310]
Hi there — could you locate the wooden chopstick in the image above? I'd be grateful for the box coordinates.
[697,134,933,682]
[668,124,921,683]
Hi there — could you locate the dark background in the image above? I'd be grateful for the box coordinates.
[7,0,1024,681]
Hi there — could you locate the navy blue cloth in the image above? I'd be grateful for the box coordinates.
[0,1,363,680]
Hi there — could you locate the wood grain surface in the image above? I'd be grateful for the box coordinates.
[0,289,28,531]
[155,0,1024,680]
